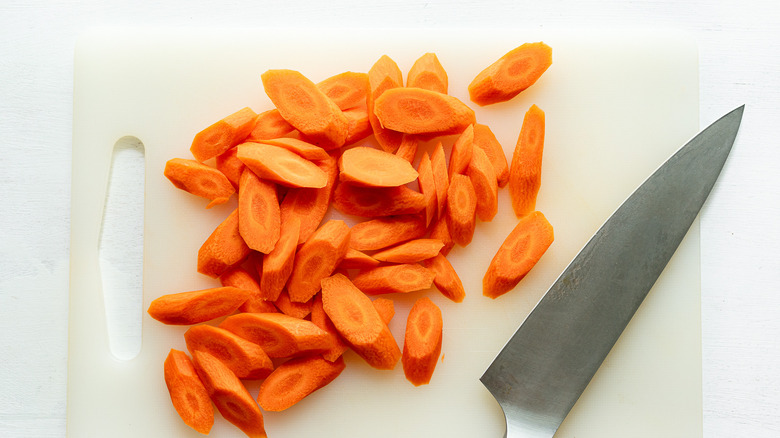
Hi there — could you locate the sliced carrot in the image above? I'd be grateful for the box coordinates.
[483,210,554,298]
[446,174,477,247]
[257,137,330,162]
[368,55,405,153]
[198,209,251,278]
[274,289,314,319]
[373,87,476,136]
[338,146,419,187]
[257,354,346,412]
[332,183,425,218]
[164,158,235,208]
[184,325,273,380]
[237,142,327,188]
[339,248,381,270]
[349,214,427,251]
[259,219,299,301]
[468,42,552,106]
[321,273,401,370]
[416,151,437,226]
[246,109,295,142]
[448,124,474,179]
[311,293,349,361]
[371,239,444,264]
[509,104,546,217]
[219,265,276,314]
[190,107,257,162]
[219,312,332,358]
[147,286,249,325]
[402,296,443,386]
[280,153,339,245]
[430,142,450,220]
[287,220,351,303]
[428,215,454,256]
[395,134,418,163]
[342,106,372,146]
[372,297,395,325]
[238,169,280,254]
[191,351,267,438]
[473,123,509,187]
[163,349,214,435]
[422,253,465,303]
[317,71,369,110]
[352,264,435,295]
[215,147,245,189]
[261,69,348,149]
[468,145,499,222]
[406,52,448,94]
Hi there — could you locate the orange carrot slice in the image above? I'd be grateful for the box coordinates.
[147,286,249,325]
[448,124,474,179]
[371,239,444,264]
[417,151,437,227]
[219,265,276,314]
[164,158,235,208]
[237,142,327,188]
[352,264,435,295]
[373,87,476,136]
[339,248,381,270]
[402,296,443,386]
[190,107,257,162]
[259,219,300,301]
[317,71,369,110]
[287,219,351,303]
[191,351,267,438]
[219,312,332,358]
[473,123,509,187]
[395,134,418,163]
[238,169,280,254]
[280,153,338,245]
[246,109,295,142]
[311,293,350,361]
[509,104,546,217]
[184,325,273,380]
[197,209,251,278]
[321,273,401,370]
[257,137,330,162]
[261,69,348,149]
[163,349,214,435]
[446,174,477,247]
[372,297,395,325]
[428,216,454,256]
[468,145,499,222]
[215,147,245,189]
[338,146,419,187]
[468,42,552,106]
[349,214,427,251]
[422,253,465,303]
[368,55,405,153]
[342,106,372,146]
[483,210,554,298]
[257,355,346,412]
[430,142,450,220]
[407,52,448,94]
[332,183,426,218]
[274,289,314,319]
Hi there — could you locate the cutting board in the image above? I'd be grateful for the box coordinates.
[69,28,700,437]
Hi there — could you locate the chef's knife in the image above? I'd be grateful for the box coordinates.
[481,105,744,438]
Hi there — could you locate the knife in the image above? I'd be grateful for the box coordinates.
[480,105,744,438]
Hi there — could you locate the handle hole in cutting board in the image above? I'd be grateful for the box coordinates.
[98,136,145,361]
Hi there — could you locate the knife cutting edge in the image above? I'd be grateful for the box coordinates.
[480,105,744,438]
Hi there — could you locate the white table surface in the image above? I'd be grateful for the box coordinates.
[1,1,778,437]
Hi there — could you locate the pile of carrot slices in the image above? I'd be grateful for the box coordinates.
[156,41,554,437]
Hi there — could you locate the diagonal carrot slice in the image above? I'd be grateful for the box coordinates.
[190,107,257,162]
[238,168,280,254]
[237,142,327,188]
[402,296,443,386]
[163,349,214,435]
[219,312,332,358]
[338,146,419,187]
[352,264,435,296]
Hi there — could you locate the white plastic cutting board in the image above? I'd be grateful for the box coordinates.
[69,28,700,438]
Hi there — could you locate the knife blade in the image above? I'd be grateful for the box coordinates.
[480,105,744,438]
